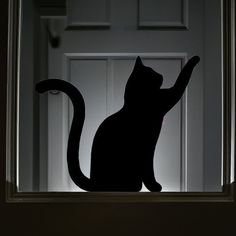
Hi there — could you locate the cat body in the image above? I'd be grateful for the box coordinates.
[90,106,163,191]
[36,56,200,192]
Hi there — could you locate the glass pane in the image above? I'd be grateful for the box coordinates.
[18,0,226,192]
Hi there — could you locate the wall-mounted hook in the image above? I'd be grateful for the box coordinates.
[44,21,61,48]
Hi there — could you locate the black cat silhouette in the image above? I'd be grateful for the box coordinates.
[36,56,200,192]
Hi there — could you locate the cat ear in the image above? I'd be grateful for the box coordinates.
[134,56,143,69]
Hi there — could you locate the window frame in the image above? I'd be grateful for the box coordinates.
[5,0,235,203]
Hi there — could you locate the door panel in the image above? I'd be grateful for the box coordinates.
[139,0,188,28]
[62,55,184,192]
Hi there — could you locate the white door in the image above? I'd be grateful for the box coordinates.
[41,0,222,192]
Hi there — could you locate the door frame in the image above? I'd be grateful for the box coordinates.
[4,0,235,203]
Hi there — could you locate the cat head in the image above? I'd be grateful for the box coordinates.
[124,57,163,105]
[133,56,163,86]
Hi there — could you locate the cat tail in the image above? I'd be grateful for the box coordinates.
[36,79,94,191]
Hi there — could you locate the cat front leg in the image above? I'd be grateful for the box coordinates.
[164,56,200,112]
[143,177,162,192]
[143,164,162,192]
